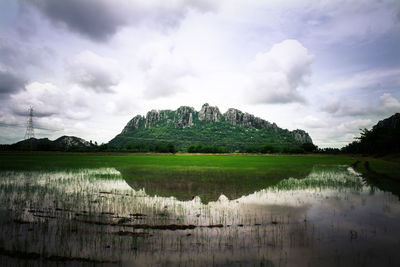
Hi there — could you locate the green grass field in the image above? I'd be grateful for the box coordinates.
[0,152,399,265]
[0,152,354,170]
[0,152,398,180]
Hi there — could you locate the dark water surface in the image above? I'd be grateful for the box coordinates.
[0,165,399,266]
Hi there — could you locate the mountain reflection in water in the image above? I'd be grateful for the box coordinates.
[120,165,366,203]
[120,166,314,203]
[0,165,400,266]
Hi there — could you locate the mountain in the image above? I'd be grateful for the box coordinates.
[0,136,94,151]
[54,136,93,148]
[342,113,400,154]
[109,103,313,151]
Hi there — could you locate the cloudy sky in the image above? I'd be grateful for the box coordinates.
[0,0,399,147]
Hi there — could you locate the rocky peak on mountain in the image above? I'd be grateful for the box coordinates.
[176,106,196,128]
[54,136,93,147]
[199,103,222,122]
[224,108,278,130]
[224,108,242,125]
[122,115,145,133]
[145,110,161,128]
[291,129,313,144]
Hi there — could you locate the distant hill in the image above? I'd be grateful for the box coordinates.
[109,103,313,152]
[0,136,95,151]
[342,113,400,154]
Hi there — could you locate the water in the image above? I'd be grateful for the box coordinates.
[0,166,399,266]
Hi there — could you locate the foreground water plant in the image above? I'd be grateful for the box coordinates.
[0,165,399,266]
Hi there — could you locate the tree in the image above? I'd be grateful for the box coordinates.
[301,142,318,153]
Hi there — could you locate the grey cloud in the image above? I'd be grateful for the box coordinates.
[67,51,121,93]
[10,101,60,118]
[322,103,367,117]
[70,67,119,93]
[0,38,53,98]
[15,4,39,40]
[321,68,400,94]
[396,8,400,22]
[12,108,57,118]
[0,38,50,69]
[26,0,216,41]
[0,40,23,68]
[321,99,340,114]
[0,70,26,94]
[28,0,126,41]
[300,0,400,44]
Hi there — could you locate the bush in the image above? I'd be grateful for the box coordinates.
[123,142,176,153]
[187,144,229,153]
[301,142,318,153]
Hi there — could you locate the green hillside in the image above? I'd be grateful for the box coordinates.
[109,104,313,152]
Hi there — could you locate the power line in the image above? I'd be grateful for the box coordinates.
[0,122,62,131]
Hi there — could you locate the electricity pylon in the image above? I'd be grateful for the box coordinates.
[24,106,35,139]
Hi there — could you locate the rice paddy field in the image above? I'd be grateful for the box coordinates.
[0,152,400,266]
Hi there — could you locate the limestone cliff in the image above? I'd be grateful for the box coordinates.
[145,110,161,128]
[175,106,196,128]
[111,103,314,149]
[224,108,278,130]
[198,103,222,122]
[291,129,313,144]
[122,115,145,133]
[54,136,92,148]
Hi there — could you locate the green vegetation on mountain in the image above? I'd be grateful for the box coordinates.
[0,136,96,152]
[342,113,400,155]
[109,103,313,152]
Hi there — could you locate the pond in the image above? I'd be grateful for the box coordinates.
[0,165,399,266]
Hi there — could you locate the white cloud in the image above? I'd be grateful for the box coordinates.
[247,39,314,104]
[296,115,328,129]
[8,81,94,128]
[35,116,65,132]
[320,68,400,93]
[304,118,375,148]
[104,83,142,116]
[308,93,399,148]
[138,40,194,99]
[10,82,62,117]
[337,119,373,133]
[322,93,400,118]
[65,110,91,120]
[3,81,118,142]
[379,93,400,112]
[0,110,20,128]
[67,50,121,93]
